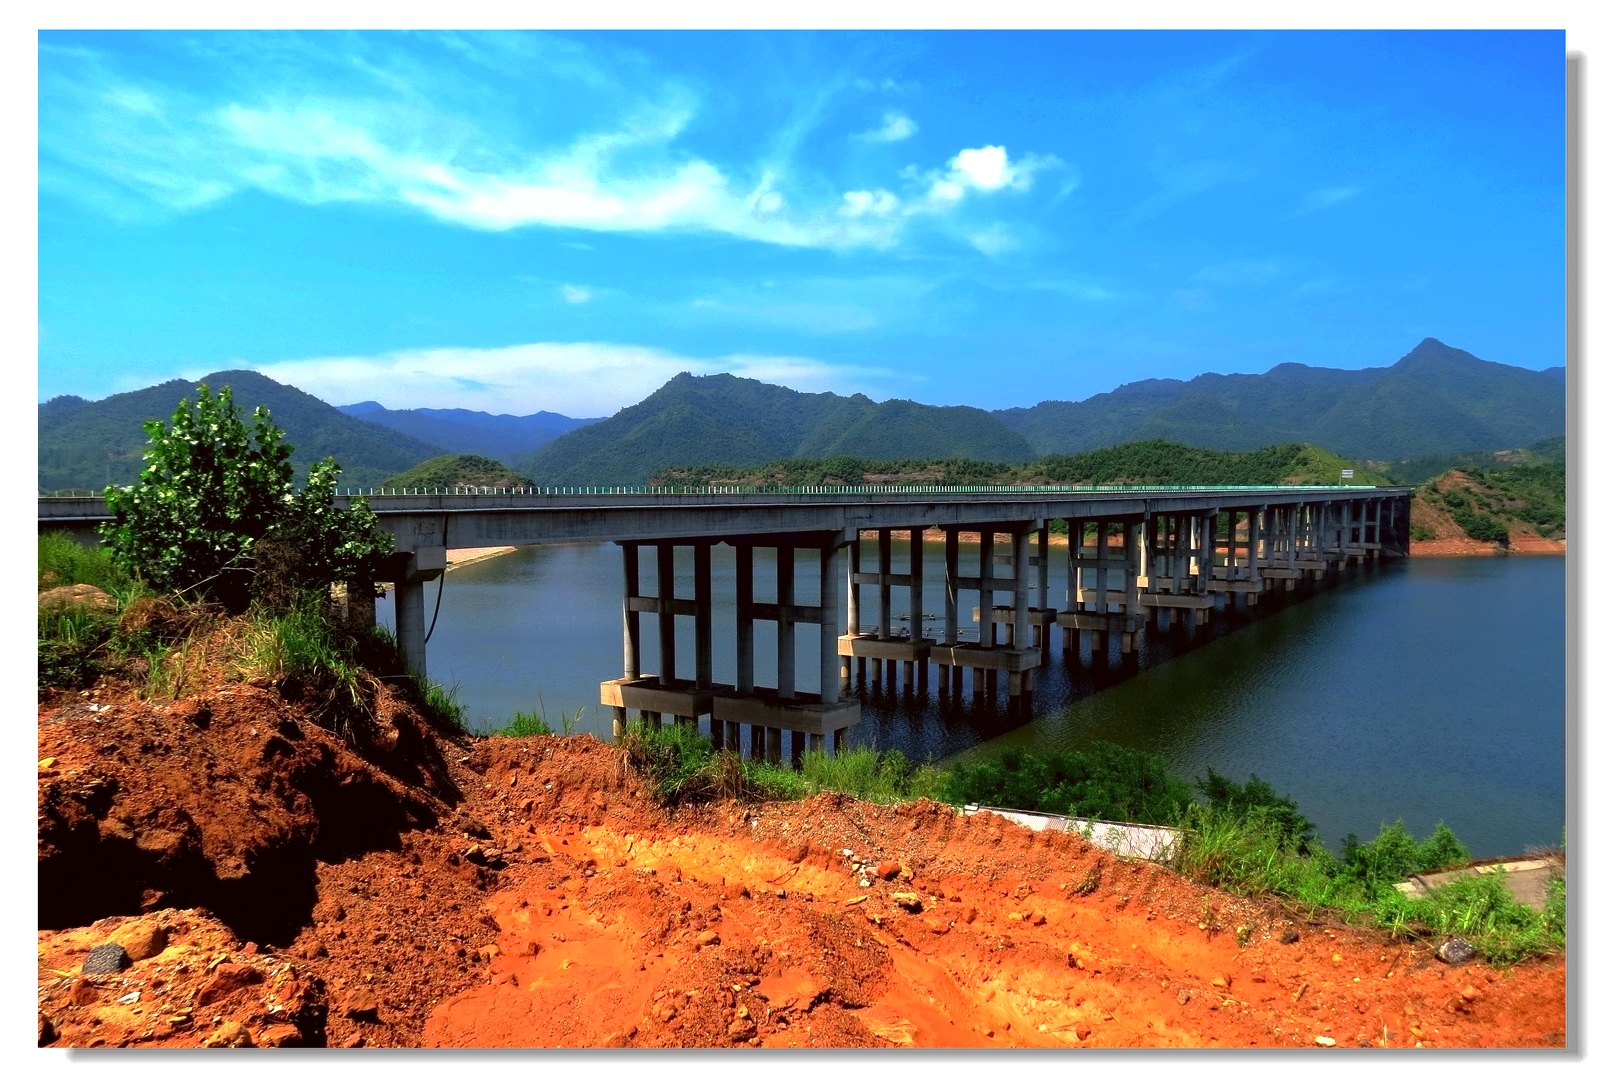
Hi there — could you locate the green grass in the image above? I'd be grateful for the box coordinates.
[494,710,554,737]
[38,532,132,596]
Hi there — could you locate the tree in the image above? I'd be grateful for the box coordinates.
[101,382,392,606]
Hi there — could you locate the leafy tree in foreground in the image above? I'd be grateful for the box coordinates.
[101,382,392,606]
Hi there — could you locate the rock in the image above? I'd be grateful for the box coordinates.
[109,919,168,961]
[38,1013,57,1046]
[1435,937,1475,965]
[1176,990,1192,1005]
[1280,928,1300,944]
[875,861,902,881]
[725,882,749,900]
[696,930,721,948]
[196,962,265,1006]
[82,943,130,976]
[892,893,923,913]
[257,1023,303,1047]
[728,1017,757,1043]
[1459,985,1480,1003]
[1314,1036,1337,1047]
[344,998,381,1022]
[201,1022,255,1048]
[39,584,116,614]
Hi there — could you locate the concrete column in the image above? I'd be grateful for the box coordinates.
[1248,508,1261,582]
[820,535,841,705]
[394,576,427,677]
[736,543,754,691]
[622,542,642,680]
[944,528,960,648]
[877,529,892,641]
[909,528,925,641]
[1095,520,1109,615]
[777,544,796,699]
[1036,520,1051,646]
[978,530,995,649]
[1198,510,1215,595]
[1011,524,1032,651]
[656,544,676,686]
[694,542,712,689]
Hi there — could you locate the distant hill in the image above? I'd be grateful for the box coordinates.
[383,453,533,490]
[994,339,1564,460]
[520,372,1035,486]
[39,370,444,492]
[658,440,1387,489]
[338,402,599,467]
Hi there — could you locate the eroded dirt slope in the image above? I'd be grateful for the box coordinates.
[38,682,1566,1049]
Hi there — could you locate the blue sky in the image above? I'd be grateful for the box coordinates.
[38,29,1568,418]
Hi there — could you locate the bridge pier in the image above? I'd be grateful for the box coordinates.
[1061,517,1142,660]
[838,528,933,695]
[603,532,859,764]
[934,523,1041,705]
[384,548,446,678]
[1137,511,1213,631]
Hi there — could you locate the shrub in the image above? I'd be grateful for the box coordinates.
[101,382,391,607]
[1194,768,1318,854]
[938,741,1192,825]
[495,710,553,737]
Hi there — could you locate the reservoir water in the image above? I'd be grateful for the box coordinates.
[378,546,1565,859]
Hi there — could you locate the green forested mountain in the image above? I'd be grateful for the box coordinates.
[39,370,444,492]
[658,440,1387,489]
[994,339,1564,460]
[382,453,533,489]
[338,402,599,466]
[520,372,1035,485]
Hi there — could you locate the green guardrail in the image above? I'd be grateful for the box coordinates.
[331,483,1386,497]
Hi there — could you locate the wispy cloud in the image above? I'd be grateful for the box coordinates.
[1297,185,1361,214]
[855,110,917,143]
[41,34,1066,255]
[1190,259,1282,286]
[240,341,905,416]
[560,284,593,304]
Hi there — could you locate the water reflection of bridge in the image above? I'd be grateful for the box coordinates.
[40,484,1411,765]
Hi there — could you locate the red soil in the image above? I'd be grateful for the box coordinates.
[38,679,1566,1050]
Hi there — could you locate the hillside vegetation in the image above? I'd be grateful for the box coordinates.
[40,370,443,492]
[993,338,1564,460]
[340,402,598,467]
[1412,460,1566,545]
[656,440,1389,489]
[521,372,1034,485]
[382,453,532,490]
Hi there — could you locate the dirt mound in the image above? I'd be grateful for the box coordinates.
[39,688,1566,1049]
[38,678,468,946]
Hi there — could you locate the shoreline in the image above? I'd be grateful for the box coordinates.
[444,546,520,571]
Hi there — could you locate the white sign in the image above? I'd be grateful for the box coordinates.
[1341,469,1355,479]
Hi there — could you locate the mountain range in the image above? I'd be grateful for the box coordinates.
[38,338,1565,492]
[334,402,598,467]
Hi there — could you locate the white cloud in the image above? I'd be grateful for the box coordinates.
[968,225,1019,257]
[838,189,900,218]
[856,110,918,143]
[904,145,1063,214]
[241,341,904,417]
[560,284,593,304]
[40,38,1065,255]
[1301,186,1361,212]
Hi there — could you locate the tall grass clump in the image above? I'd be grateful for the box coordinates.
[38,532,131,596]
[936,741,1192,825]
[494,710,554,737]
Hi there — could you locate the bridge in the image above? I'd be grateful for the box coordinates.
[41,483,1412,764]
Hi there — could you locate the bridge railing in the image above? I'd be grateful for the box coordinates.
[330,482,1384,497]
